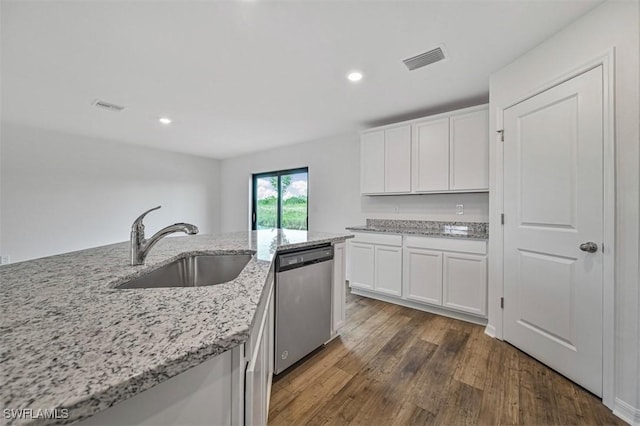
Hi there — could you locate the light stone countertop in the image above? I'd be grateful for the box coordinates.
[0,230,352,425]
[346,219,489,240]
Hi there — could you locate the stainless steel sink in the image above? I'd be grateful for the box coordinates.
[117,254,252,289]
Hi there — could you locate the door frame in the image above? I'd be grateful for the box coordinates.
[490,49,615,407]
[251,167,309,230]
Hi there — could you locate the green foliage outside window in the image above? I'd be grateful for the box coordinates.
[257,195,307,230]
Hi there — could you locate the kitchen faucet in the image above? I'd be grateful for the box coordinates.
[130,206,199,265]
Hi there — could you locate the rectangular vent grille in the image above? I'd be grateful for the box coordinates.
[92,99,125,112]
[403,47,446,71]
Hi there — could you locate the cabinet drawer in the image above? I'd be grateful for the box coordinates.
[352,232,402,246]
[405,236,486,255]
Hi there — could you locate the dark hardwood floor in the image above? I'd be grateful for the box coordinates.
[268,291,623,425]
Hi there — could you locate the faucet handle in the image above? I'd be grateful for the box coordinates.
[131,205,161,231]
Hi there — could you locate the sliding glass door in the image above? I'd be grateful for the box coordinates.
[252,168,308,230]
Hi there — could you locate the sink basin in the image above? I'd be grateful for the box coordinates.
[117,254,252,289]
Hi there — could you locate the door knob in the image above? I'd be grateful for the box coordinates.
[579,242,598,253]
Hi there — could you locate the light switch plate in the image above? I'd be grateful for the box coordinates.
[456,204,464,215]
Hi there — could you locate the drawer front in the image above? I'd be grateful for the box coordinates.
[405,236,487,255]
[352,232,402,247]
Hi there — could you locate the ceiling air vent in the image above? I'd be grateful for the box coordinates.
[403,46,446,71]
[92,99,125,112]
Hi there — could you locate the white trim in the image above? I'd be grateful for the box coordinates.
[601,47,616,411]
[350,287,488,326]
[484,324,497,338]
[613,398,640,426]
[230,345,245,426]
[489,49,616,408]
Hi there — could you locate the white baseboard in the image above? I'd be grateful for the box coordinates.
[484,324,497,339]
[350,287,488,326]
[614,397,640,425]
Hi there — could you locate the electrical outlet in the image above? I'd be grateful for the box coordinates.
[394,205,399,213]
[456,204,464,215]
[1,255,10,265]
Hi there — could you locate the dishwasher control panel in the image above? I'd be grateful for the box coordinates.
[276,245,333,271]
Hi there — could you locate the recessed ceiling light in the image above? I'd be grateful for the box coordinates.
[347,71,363,82]
[158,117,172,125]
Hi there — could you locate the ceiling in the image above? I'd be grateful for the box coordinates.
[1,0,602,159]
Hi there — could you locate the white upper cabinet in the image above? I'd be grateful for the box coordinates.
[360,104,489,195]
[360,125,411,194]
[412,117,450,192]
[360,130,385,194]
[384,125,412,193]
[449,108,489,191]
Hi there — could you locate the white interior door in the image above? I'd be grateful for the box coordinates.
[503,66,604,396]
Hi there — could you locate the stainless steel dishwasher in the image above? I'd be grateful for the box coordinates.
[274,244,333,375]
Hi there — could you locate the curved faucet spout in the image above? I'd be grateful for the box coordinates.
[130,207,199,265]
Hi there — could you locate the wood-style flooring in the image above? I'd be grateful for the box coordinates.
[268,291,623,425]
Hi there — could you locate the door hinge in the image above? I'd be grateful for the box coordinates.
[501,213,504,225]
[497,129,504,142]
[500,297,504,309]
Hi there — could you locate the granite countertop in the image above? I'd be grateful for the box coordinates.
[0,230,352,425]
[346,219,489,240]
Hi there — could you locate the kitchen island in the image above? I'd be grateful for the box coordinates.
[0,230,351,425]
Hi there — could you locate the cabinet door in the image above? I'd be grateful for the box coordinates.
[374,245,402,296]
[348,242,375,290]
[332,243,346,334]
[449,108,489,191]
[265,286,274,412]
[384,125,411,193]
[245,284,274,426]
[360,131,385,194]
[443,253,487,316]
[404,248,443,305]
[412,118,449,192]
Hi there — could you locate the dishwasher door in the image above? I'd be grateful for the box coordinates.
[274,254,332,374]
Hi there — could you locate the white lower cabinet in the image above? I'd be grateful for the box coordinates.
[347,233,402,295]
[332,242,346,336]
[245,279,274,426]
[374,245,402,296]
[442,252,487,316]
[348,232,488,322]
[348,242,375,290]
[403,248,443,305]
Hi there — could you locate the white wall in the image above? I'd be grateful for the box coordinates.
[219,133,489,234]
[0,123,221,263]
[488,0,639,420]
